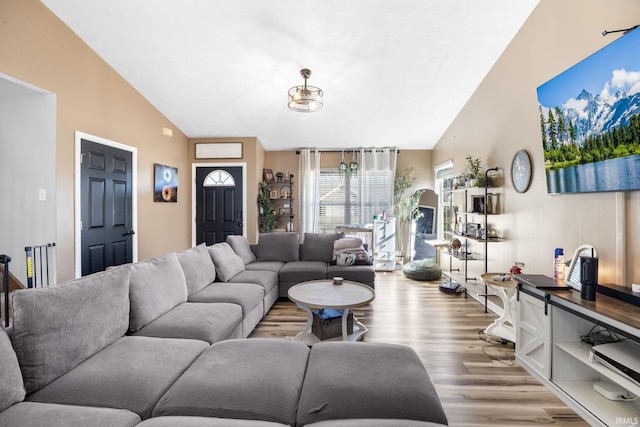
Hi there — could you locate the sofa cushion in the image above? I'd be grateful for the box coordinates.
[137,416,289,426]
[176,244,217,295]
[0,328,25,412]
[245,260,284,273]
[256,232,300,262]
[189,283,264,318]
[297,342,448,426]
[229,270,279,296]
[153,339,310,426]
[226,235,256,265]
[128,252,188,332]
[27,336,208,420]
[130,302,242,344]
[0,401,141,427]
[327,264,375,288]
[279,261,328,284]
[11,267,130,394]
[208,242,246,282]
[302,233,344,262]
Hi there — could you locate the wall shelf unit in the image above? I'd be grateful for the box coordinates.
[266,180,294,232]
[442,173,502,310]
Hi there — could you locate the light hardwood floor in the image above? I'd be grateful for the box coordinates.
[250,271,590,427]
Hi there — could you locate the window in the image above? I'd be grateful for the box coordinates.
[203,169,235,187]
[318,168,391,232]
[434,160,453,240]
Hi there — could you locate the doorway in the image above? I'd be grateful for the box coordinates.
[75,132,138,277]
[193,164,246,246]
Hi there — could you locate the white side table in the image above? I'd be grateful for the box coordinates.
[481,273,518,343]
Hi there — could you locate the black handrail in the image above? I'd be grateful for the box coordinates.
[1,254,11,328]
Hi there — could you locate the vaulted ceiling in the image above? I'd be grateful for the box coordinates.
[40,0,539,151]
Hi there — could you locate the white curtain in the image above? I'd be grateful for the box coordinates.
[355,148,397,224]
[298,148,321,234]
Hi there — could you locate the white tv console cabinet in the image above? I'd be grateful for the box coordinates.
[515,275,640,427]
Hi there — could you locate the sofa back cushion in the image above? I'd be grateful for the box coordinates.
[302,233,344,262]
[128,252,188,332]
[226,235,256,265]
[11,267,130,394]
[176,244,217,295]
[256,232,300,262]
[0,328,25,411]
[208,242,246,282]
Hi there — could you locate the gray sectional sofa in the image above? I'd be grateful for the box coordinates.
[0,232,447,427]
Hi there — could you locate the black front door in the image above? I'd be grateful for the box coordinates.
[195,166,244,245]
[80,139,134,275]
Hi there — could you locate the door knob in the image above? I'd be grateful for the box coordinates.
[122,230,136,237]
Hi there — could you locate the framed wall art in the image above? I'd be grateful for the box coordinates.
[154,163,178,202]
[195,142,242,159]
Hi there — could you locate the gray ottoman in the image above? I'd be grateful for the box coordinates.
[296,342,448,426]
[152,339,310,426]
[403,259,442,281]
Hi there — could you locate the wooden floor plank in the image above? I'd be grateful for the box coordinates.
[251,270,589,427]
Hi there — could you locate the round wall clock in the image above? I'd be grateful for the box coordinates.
[511,150,532,193]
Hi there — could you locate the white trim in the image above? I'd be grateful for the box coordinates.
[74,131,138,278]
[192,163,247,246]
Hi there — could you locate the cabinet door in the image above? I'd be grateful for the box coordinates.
[516,292,551,379]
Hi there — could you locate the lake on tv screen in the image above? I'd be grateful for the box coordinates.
[546,154,640,194]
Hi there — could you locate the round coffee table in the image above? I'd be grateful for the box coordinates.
[288,279,375,345]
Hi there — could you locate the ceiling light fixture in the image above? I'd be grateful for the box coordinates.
[288,69,323,112]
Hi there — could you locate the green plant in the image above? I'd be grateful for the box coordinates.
[475,175,495,187]
[465,155,481,180]
[393,167,425,253]
[257,181,276,233]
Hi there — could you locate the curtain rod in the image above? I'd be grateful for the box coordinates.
[295,149,399,154]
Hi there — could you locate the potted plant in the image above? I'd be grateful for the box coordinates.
[257,181,277,233]
[465,155,481,186]
[393,167,425,258]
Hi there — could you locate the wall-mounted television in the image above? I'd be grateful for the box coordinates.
[536,27,640,194]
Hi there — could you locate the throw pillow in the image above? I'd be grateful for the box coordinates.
[175,243,217,296]
[256,232,300,262]
[302,233,344,262]
[226,235,256,265]
[336,253,357,266]
[208,242,246,282]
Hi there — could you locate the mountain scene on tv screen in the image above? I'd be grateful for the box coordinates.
[536,28,640,193]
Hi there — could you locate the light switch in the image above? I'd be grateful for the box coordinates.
[39,188,46,201]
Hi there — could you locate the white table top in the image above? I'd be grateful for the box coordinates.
[288,280,375,310]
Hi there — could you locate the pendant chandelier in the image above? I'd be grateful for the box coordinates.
[339,150,348,178]
[288,69,323,113]
[349,151,359,176]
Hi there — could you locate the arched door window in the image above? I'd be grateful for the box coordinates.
[203,169,236,187]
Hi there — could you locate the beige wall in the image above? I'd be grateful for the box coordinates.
[432,0,640,287]
[1,0,191,281]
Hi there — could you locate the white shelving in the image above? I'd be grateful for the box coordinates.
[516,281,640,427]
[373,219,395,271]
